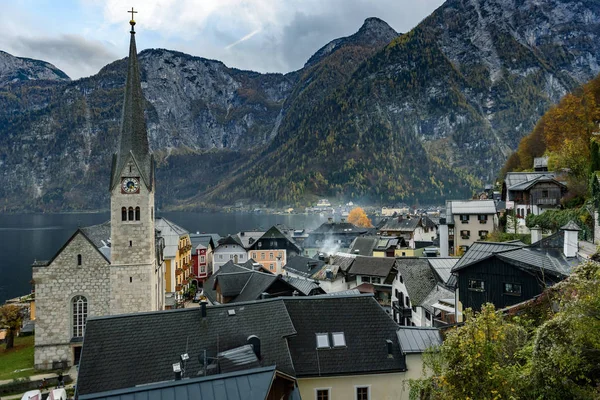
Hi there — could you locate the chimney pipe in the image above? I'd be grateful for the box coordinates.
[530,225,542,244]
[328,217,333,223]
[247,335,261,359]
[341,218,345,223]
[200,300,207,318]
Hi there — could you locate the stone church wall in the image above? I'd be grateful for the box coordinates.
[33,233,110,370]
[110,262,158,315]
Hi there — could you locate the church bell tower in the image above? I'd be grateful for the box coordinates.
[108,12,160,313]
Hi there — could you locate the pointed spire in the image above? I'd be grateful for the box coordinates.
[110,11,153,191]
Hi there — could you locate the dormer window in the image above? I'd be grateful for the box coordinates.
[316,333,330,349]
[332,332,346,347]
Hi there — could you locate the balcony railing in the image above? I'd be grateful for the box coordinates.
[536,198,558,205]
[392,301,412,318]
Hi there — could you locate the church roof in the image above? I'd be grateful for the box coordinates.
[110,25,153,191]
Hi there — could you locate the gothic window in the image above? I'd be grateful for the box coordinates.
[72,295,88,338]
[77,254,82,266]
[128,207,134,221]
[135,207,140,221]
[122,207,127,221]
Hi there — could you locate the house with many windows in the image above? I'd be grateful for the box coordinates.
[439,200,498,256]
[76,294,439,400]
[502,171,567,233]
[156,218,192,302]
[189,233,219,286]
[247,225,302,274]
[393,258,456,327]
[213,235,247,272]
[378,215,437,244]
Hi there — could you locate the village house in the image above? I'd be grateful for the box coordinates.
[439,199,498,256]
[378,215,437,244]
[189,233,219,287]
[76,294,442,400]
[393,258,456,327]
[213,235,248,272]
[347,256,397,314]
[202,260,324,304]
[502,171,567,233]
[31,21,165,369]
[304,218,368,257]
[283,254,354,294]
[247,225,302,274]
[156,218,192,302]
[450,222,581,318]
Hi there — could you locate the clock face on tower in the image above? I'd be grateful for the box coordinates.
[121,177,140,194]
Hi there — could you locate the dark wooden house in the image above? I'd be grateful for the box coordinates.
[451,226,579,312]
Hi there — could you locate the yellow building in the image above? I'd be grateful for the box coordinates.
[155,218,192,302]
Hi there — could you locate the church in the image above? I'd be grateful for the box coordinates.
[32,16,165,370]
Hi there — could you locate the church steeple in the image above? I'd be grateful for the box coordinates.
[110,12,153,191]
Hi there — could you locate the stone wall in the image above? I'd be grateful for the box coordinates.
[32,232,110,370]
[109,262,158,315]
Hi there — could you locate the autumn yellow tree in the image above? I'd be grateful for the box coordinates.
[0,304,23,350]
[347,207,373,228]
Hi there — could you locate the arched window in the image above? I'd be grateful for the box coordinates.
[121,207,127,221]
[128,207,134,221]
[72,295,88,338]
[77,254,82,266]
[135,207,140,221]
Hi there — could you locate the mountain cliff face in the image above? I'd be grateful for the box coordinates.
[0,51,70,87]
[202,0,600,206]
[1,0,600,211]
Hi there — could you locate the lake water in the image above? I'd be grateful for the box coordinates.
[0,212,326,303]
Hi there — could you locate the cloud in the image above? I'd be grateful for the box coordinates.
[0,0,446,79]
[3,34,118,79]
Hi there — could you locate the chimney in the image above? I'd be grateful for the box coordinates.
[341,218,345,223]
[318,253,325,261]
[530,225,542,244]
[247,335,261,359]
[200,300,207,318]
[325,268,333,280]
[328,217,333,224]
[386,339,393,357]
[561,221,581,258]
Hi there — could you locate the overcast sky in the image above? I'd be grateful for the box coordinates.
[1,0,445,80]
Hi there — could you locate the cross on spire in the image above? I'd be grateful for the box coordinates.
[128,7,138,32]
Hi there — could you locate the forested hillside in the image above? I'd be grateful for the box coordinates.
[501,72,600,199]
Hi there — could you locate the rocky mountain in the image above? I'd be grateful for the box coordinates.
[201,0,600,206]
[0,51,70,87]
[1,0,600,211]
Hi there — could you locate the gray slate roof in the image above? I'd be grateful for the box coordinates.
[77,295,406,396]
[283,296,406,377]
[77,300,297,396]
[395,258,438,306]
[110,29,153,191]
[495,248,575,277]
[348,256,396,278]
[349,237,378,256]
[380,216,420,232]
[283,255,325,278]
[504,172,556,189]
[419,284,455,313]
[217,345,261,373]
[311,222,366,234]
[427,258,459,285]
[396,327,442,354]
[189,233,218,251]
[282,276,323,296]
[79,364,277,400]
[329,253,356,272]
[80,221,111,249]
[452,242,525,271]
[447,200,497,216]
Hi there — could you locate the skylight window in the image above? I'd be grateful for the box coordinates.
[332,332,346,347]
[316,333,330,349]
